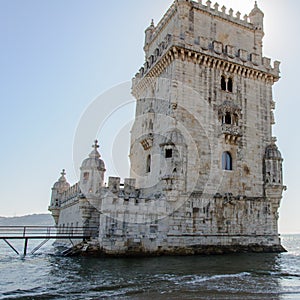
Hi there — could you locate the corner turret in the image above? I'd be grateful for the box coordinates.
[264,137,283,187]
[249,1,264,29]
[263,137,286,234]
[49,169,70,224]
[249,1,264,55]
[80,140,106,196]
[144,19,155,56]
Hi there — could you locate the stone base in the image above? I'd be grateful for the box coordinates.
[61,242,287,257]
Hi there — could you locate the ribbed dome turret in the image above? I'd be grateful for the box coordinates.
[249,1,264,18]
[52,169,70,192]
[249,1,264,30]
[80,140,106,171]
[265,140,282,160]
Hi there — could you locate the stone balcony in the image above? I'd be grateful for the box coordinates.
[220,124,242,144]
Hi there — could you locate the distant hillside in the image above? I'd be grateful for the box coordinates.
[0,214,54,226]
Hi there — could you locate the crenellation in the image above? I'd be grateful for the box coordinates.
[145,1,259,60]
[238,49,248,62]
[221,5,226,15]
[133,44,280,100]
[213,3,219,12]
[134,30,280,90]
[108,177,120,193]
[61,183,80,202]
[263,57,271,69]
[273,61,281,74]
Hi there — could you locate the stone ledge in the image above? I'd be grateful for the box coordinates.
[61,242,286,257]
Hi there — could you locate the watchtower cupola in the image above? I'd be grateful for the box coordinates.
[264,138,283,186]
[49,169,70,224]
[144,19,155,55]
[249,1,264,55]
[80,140,106,196]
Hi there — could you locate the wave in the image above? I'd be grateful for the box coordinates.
[155,272,251,285]
[186,272,251,284]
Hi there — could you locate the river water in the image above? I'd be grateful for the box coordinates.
[0,235,299,299]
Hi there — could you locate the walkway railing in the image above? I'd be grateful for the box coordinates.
[0,226,98,256]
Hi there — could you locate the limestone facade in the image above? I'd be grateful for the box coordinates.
[49,1,286,255]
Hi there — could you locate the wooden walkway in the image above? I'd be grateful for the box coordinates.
[0,226,98,256]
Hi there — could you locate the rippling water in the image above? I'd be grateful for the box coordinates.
[0,235,300,299]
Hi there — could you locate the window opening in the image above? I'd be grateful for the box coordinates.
[221,76,233,92]
[227,77,233,92]
[83,172,89,180]
[146,154,151,173]
[165,148,173,158]
[149,119,153,130]
[221,76,226,91]
[224,112,232,125]
[222,152,232,170]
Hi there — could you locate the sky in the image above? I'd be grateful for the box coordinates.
[0,0,299,233]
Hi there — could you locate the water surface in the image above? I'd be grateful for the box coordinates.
[0,235,299,299]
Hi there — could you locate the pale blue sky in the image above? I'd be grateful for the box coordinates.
[0,0,298,233]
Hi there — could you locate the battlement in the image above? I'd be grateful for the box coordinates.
[134,1,278,93]
[147,0,259,51]
[190,0,253,28]
[56,176,169,219]
[146,2,176,48]
[61,182,81,206]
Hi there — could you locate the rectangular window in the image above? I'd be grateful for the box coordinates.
[165,149,173,158]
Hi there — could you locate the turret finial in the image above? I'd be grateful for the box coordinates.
[93,140,99,150]
[58,169,67,183]
[255,1,258,7]
[151,19,154,27]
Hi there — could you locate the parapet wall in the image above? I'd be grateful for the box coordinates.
[137,0,278,94]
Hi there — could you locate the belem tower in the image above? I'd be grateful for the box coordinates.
[49,0,286,255]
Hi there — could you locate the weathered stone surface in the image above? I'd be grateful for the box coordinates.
[49,1,285,256]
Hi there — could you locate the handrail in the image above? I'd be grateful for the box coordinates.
[0,226,98,257]
[0,226,98,238]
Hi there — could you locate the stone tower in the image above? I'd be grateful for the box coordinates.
[130,0,285,247]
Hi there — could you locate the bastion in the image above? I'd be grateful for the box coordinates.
[49,0,286,256]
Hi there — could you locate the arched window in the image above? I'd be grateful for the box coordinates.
[146,154,151,173]
[221,76,233,92]
[227,77,233,92]
[222,151,232,170]
[221,75,226,91]
[224,112,232,124]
